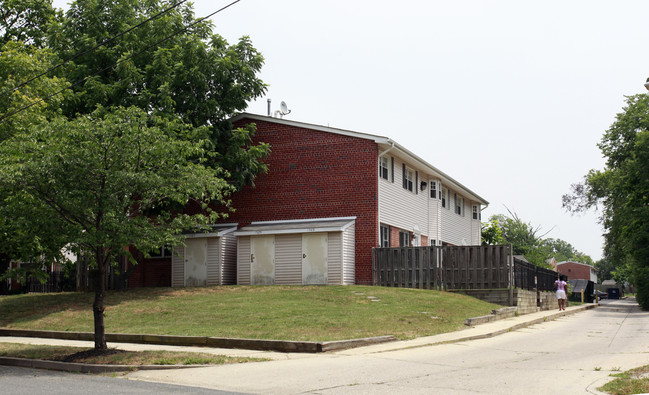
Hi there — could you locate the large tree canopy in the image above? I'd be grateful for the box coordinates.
[564,94,649,309]
[49,0,269,189]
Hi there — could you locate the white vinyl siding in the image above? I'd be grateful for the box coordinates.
[379,157,477,247]
[275,234,302,284]
[237,237,251,285]
[220,232,237,285]
[171,246,184,287]
[327,232,342,284]
[342,222,355,284]
[441,189,476,245]
[206,237,220,285]
[379,156,428,237]
[171,228,238,287]
[234,218,355,285]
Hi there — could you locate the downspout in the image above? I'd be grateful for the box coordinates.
[377,141,396,250]
[479,203,489,245]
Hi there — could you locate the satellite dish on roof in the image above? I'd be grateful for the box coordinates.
[280,101,291,116]
[273,101,291,118]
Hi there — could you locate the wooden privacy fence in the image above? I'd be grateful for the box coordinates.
[372,245,513,291]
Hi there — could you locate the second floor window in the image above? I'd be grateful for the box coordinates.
[455,194,464,216]
[402,166,414,192]
[430,181,437,199]
[473,205,480,220]
[379,157,389,180]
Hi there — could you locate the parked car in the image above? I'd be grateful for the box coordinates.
[595,290,607,300]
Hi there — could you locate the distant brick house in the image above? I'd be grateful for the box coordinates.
[556,261,597,283]
[133,113,488,287]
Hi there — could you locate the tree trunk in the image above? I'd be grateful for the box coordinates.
[93,249,107,350]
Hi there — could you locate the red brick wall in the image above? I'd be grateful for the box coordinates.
[222,118,379,284]
[557,262,591,281]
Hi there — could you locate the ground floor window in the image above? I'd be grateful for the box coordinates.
[399,231,410,247]
[380,225,390,247]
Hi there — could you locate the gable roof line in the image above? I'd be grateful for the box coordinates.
[230,113,488,205]
[557,261,595,269]
[230,113,390,143]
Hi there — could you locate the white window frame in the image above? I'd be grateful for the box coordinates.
[403,167,414,192]
[399,231,410,247]
[380,224,390,247]
[430,180,437,199]
[454,194,464,216]
[379,156,389,180]
[472,205,480,220]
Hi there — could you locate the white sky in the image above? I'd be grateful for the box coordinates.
[52,0,649,261]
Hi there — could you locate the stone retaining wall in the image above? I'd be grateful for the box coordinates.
[456,288,558,313]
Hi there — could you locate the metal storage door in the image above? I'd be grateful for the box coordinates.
[184,238,208,286]
[251,235,275,285]
[302,233,328,285]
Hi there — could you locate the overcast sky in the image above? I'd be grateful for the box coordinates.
[53,0,649,261]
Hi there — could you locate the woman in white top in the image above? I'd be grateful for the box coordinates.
[554,275,568,311]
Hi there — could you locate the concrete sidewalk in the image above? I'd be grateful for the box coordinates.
[338,302,596,355]
[0,303,596,372]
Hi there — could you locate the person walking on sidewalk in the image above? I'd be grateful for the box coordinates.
[554,275,568,311]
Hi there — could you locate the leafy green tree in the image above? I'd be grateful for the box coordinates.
[0,0,55,47]
[0,41,67,141]
[481,217,505,245]
[483,211,592,269]
[485,212,551,267]
[543,238,594,266]
[49,0,269,189]
[564,94,649,308]
[0,38,70,283]
[593,259,615,283]
[0,106,231,349]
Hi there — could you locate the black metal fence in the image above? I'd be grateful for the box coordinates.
[513,258,557,292]
[25,272,67,293]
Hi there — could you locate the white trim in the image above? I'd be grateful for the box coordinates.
[232,113,488,205]
[230,113,389,144]
[247,217,356,225]
[234,217,356,236]
[183,224,238,238]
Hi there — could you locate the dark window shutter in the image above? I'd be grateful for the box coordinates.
[391,157,394,183]
[402,164,406,189]
[415,171,418,194]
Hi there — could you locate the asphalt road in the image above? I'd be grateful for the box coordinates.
[0,364,244,395]
[125,298,648,394]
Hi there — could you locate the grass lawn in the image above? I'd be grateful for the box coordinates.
[598,365,649,395]
[0,285,500,341]
[0,342,265,366]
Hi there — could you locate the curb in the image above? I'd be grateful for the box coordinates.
[455,304,597,343]
[0,356,203,373]
[0,328,397,354]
